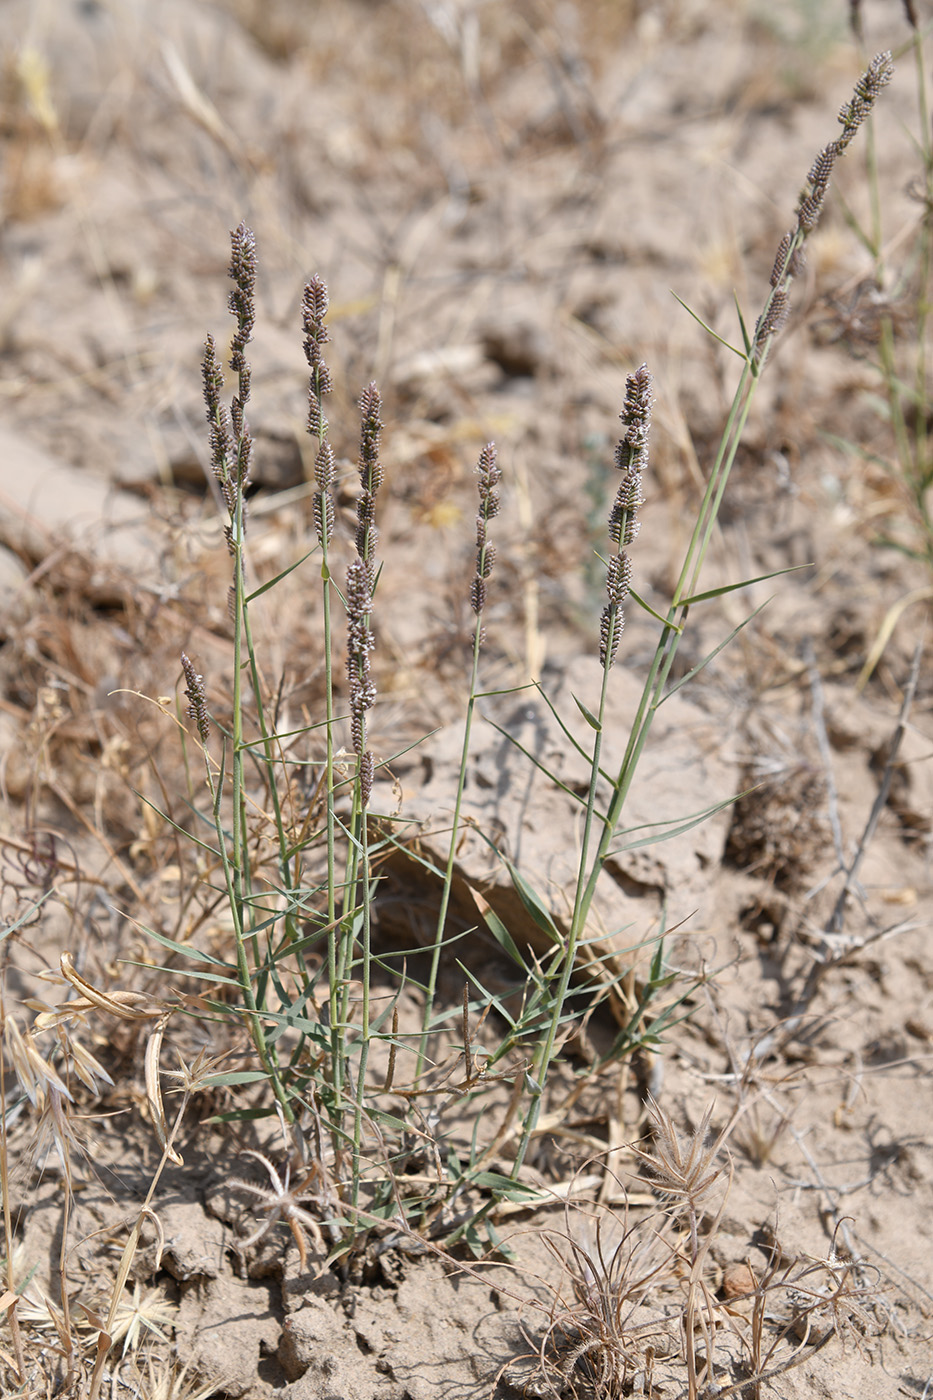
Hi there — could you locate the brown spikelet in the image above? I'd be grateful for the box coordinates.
[302,276,336,549]
[754,53,892,358]
[180,654,210,745]
[600,365,650,670]
[770,232,792,288]
[471,443,501,620]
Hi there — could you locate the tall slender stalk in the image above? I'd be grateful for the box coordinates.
[576,52,892,936]
[513,368,649,1173]
[300,278,344,1128]
[193,225,291,1120]
[512,52,892,1174]
[417,443,501,1079]
[344,382,384,1205]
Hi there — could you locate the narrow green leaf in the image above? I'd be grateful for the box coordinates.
[120,960,241,988]
[469,1171,540,1197]
[472,898,525,967]
[572,693,601,731]
[134,791,221,858]
[458,964,519,1032]
[236,718,332,752]
[609,791,744,853]
[462,1222,485,1258]
[502,858,563,945]
[485,718,588,807]
[629,587,679,628]
[484,1220,513,1258]
[202,1070,270,1087]
[245,544,319,602]
[205,1105,283,1125]
[365,1109,415,1134]
[131,924,236,970]
[734,291,752,355]
[678,564,808,607]
[671,291,745,357]
[662,602,770,699]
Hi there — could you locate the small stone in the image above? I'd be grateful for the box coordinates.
[721,1261,757,1301]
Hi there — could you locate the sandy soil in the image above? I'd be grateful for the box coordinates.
[1,1,931,1396]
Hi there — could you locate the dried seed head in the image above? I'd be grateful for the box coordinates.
[757,54,892,360]
[202,335,232,486]
[837,51,893,149]
[344,383,384,770]
[3,1015,71,1107]
[754,288,790,344]
[359,750,375,808]
[307,394,325,439]
[355,492,378,561]
[180,652,210,744]
[201,334,224,426]
[796,188,828,234]
[315,440,335,493]
[605,552,633,606]
[233,423,253,500]
[769,232,792,288]
[346,558,376,756]
[601,365,650,669]
[301,277,336,548]
[228,222,256,379]
[599,604,623,669]
[313,491,335,547]
[302,278,332,390]
[607,475,643,548]
[632,1095,729,1223]
[472,443,500,619]
[617,364,652,471]
[354,382,384,567]
[358,382,384,502]
[202,224,256,538]
[303,275,333,446]
[806,144,838,192]
[57,951,169,1022]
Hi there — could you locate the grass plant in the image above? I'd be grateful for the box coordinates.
[0,37,907,1400]
[503,1104,886,1400]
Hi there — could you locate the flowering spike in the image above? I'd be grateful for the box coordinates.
[755,53,892,358]
[471,444,501,620]
[601,366,650,670]
[180,653,210,744]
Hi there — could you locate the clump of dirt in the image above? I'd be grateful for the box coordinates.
[724,765,829,890]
